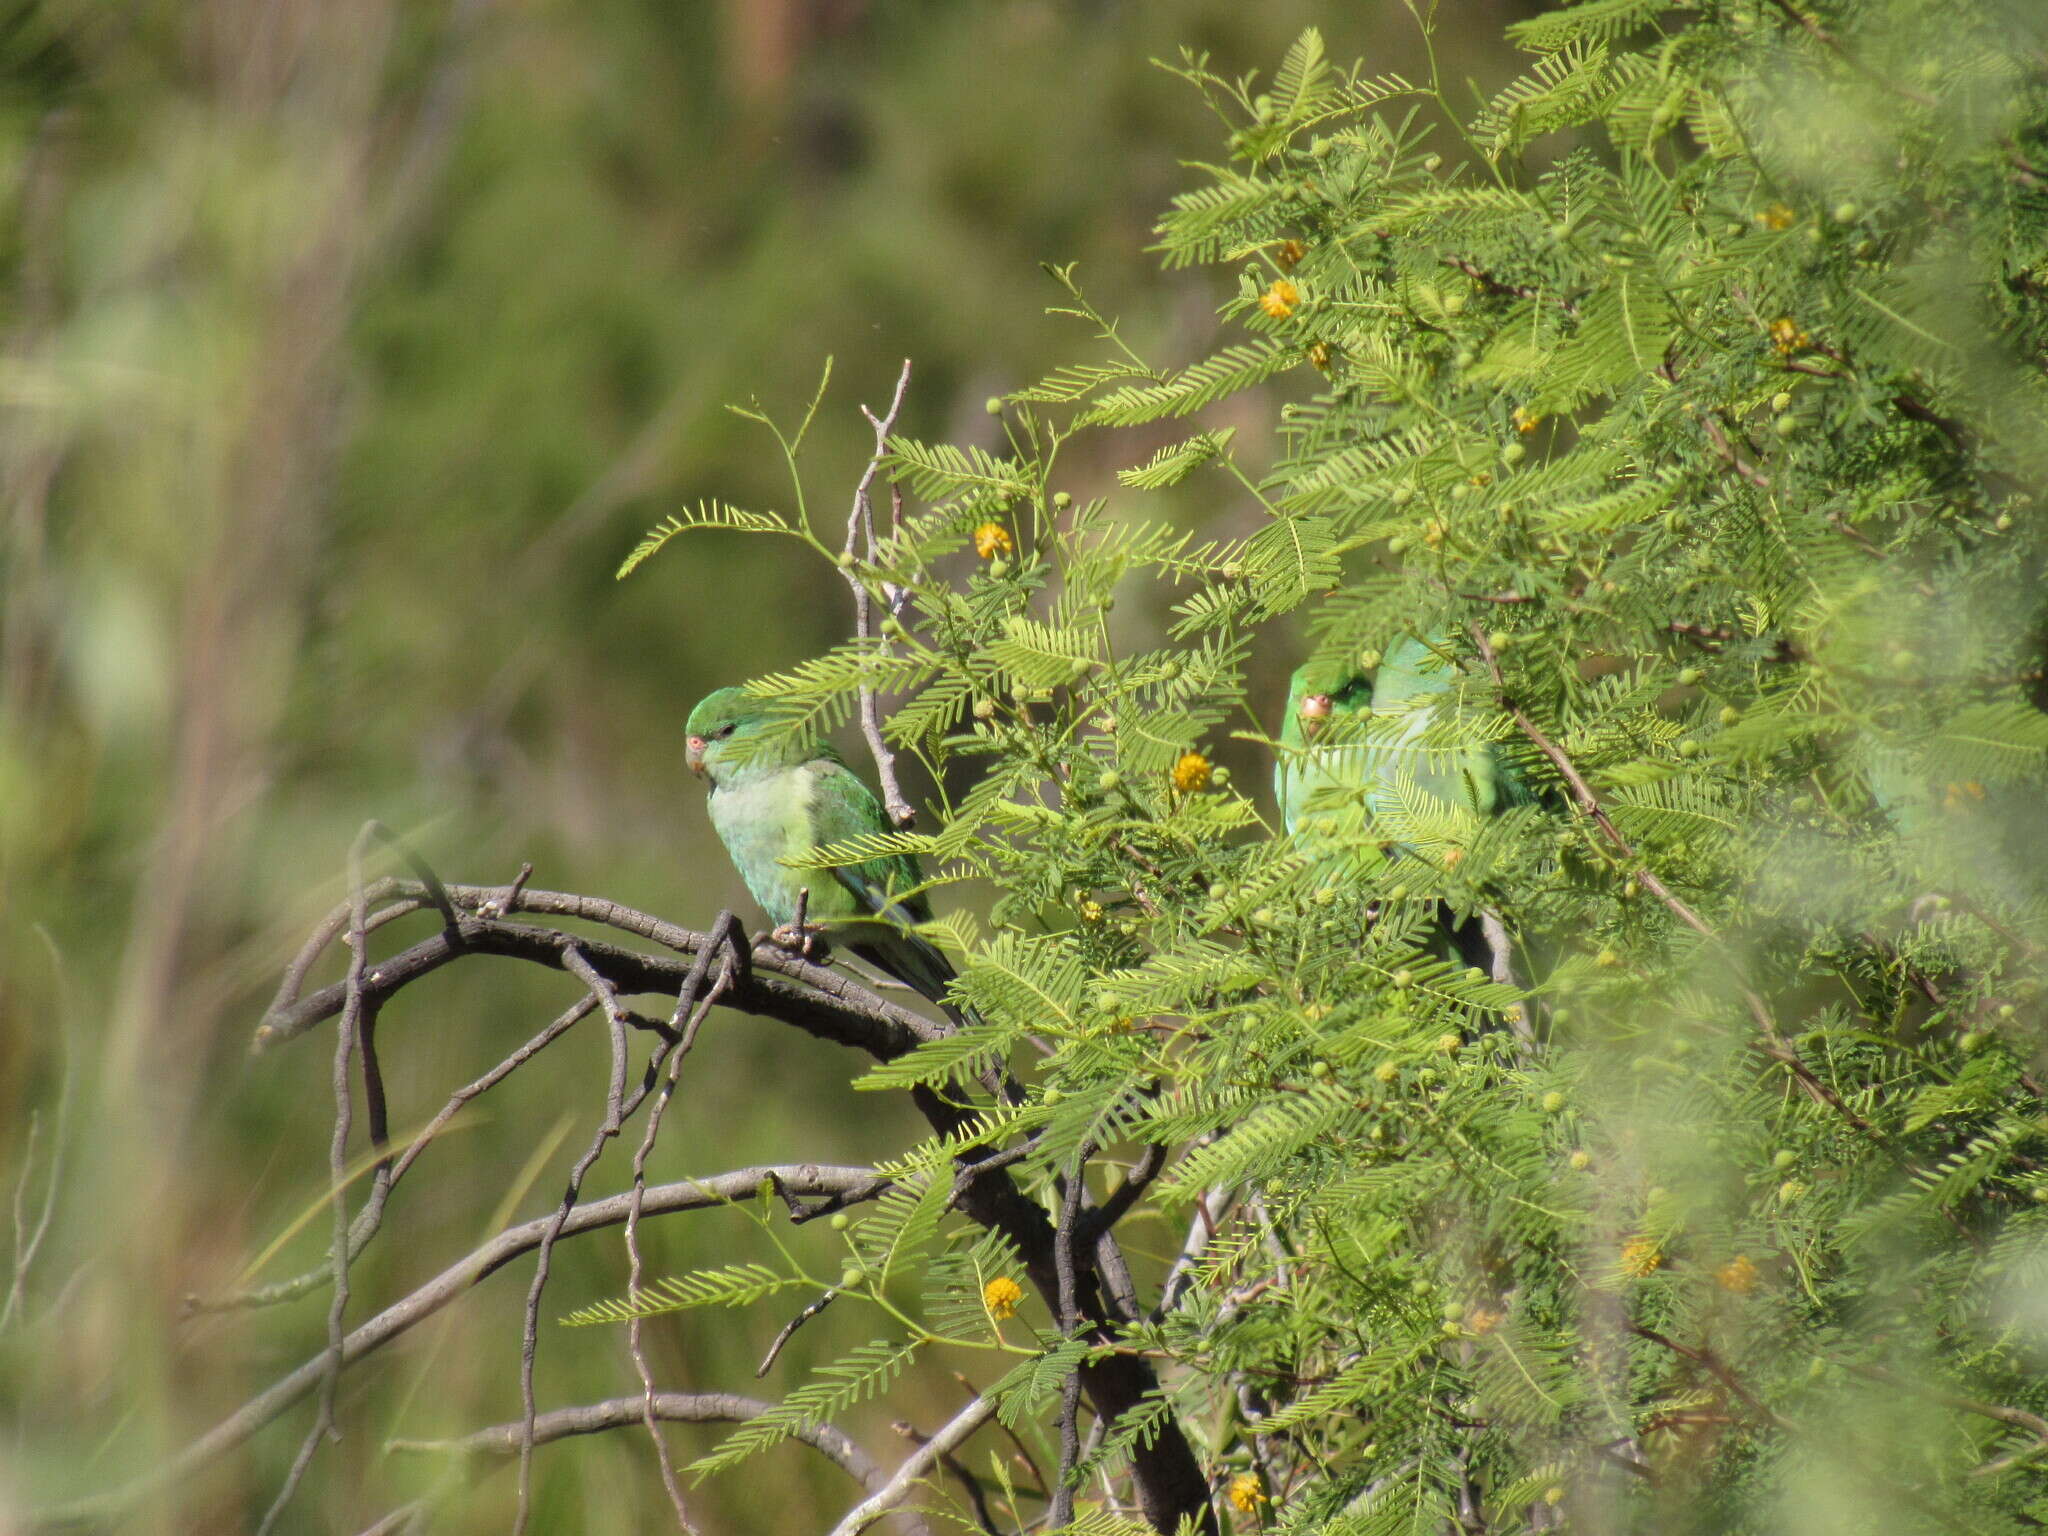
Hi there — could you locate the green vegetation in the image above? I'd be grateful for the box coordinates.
[8,1,2048,1532]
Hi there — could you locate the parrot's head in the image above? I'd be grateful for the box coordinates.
[1283,658,1374,742]
[685,686,781,787]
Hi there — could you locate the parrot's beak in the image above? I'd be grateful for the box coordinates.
[686,735,707,776]
[1300,693,1333,737]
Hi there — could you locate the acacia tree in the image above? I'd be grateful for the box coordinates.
[62,1,2048,1532]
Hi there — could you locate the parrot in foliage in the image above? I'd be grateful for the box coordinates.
[1276,638,1537,988]
[1273,659,1376,835]
[685,685,964,1016]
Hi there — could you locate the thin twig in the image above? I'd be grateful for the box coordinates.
[757,1289,840,1377]
[842,357,917,829]
[824,1392,997,1536]
[258,823,377,1533]
[2,930,73,1334]
[514,946,635,1535]
[388,1391,886,1493]
[620,914,745,1534]
[1049,1151,1090,1529]
[893,1418,999,1534]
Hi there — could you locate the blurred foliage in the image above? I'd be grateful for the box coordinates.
[0,1,1542,1532]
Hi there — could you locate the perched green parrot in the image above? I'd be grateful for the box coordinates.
[1273,659,1377,835]
[1362,636,1537,834]
[685,686,962,1014]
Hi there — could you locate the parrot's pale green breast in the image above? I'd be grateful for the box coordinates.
[709,760,867,928]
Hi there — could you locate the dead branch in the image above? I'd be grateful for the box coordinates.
[32,1166,888,1530]
[843,357,918,829]
[825,1392,998,1536]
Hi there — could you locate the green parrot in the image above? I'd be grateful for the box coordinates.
[1277,638,1537,992]
[1273,659,1377,835]
[684,686,962,1015]
[1362,636,1538,834]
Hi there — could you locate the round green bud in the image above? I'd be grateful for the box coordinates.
[1208,882,1228,901]
[1832,201,1859,224]
[1651,104,1675,126]
[1773,1149,1797,1170]
[1437,1033,1462,1055]
[1442,1320,1464,1337]
[1391,969,1414,990]
[1422,153,1442,172]
[1375,1061,1400,1084]
[1042,1087,1064,1105]
[1220,562,1244,581]
[1622,879,1640,901]
[2033,1187,2048,1204]
[1542,1091,1566,1114]
[1670,1038,1693,1057]
[1503,442,1525,465]
[1544,1487,1566,1508]
[1719,705,1741,726]
[1252,906,1276,927]
[1778,1180,1806,1205]
[1569,1150,1593,1171]
[1095,990,1120,1014]
[829,1212,851,1231]
[1997,513,2015,531]
[1774,414,1800,438]
[1387,884,1407,901]
[986,557,1009,578]
[971,697,996,720]
[1808,1356,1828,1380]
[1454,349,1476,369]
[1314,885,1336,906]
[1442,1300,1465,1321]
[1359,648,1382,669]
[1389,484,1415,506]
[1416,1067,1440,1087]
[1311,1058,1334,1080]
[1999,1004,2017,1020]
[1960,1030,1989,1053]
[1678,739,1702,758]
[1596,948,1622,968]
[1488,630,1513,653]
[1678,667,1703,686]
[984,396,1004,416]
[1052,490,1073,510]
[1097,769,1121,793]
[1771,391,1794,413]
[1443,290,1467,315]
[1211,765,1231,787]
[839,1266,865,1289]
[1386,536,1408,555]
[1550,1008,1570,1027]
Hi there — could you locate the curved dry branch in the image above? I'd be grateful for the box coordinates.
[30,1166,888,1531]
[253,881,941,1059]
[389,1390,888,1491]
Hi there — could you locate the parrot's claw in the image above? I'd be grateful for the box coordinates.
[768,921,829,962]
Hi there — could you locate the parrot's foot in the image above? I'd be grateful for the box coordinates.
[768,921,829,962]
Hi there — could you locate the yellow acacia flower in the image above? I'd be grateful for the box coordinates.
[1227,1472,1267,1512]
[1716,1255,1761,1294]
[1307,341,1332,371]
[1258,279,1300,319]
[1769,316,1810,355]
[1513,406,1544,434]
[973,522,1014,559]
[1620,1236,1664,1278]
[1274,238,1307,270]
[1172,751,1213,793]
[1466,1304,1504,1335]
[1757,201,1797,231]
[1078,898,1104,922]
[982,1275,1024,1320]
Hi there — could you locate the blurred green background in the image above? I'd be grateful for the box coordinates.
[0,2,1535,1529]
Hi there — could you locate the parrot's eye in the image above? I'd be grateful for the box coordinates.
[714,723,737,739]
